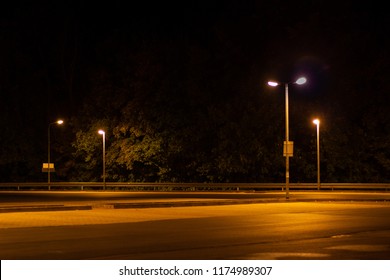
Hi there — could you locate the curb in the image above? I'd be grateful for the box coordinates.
[2,198,390,213]
[0,205,92,213]
[111,199,280,209]
[0,199,278,213]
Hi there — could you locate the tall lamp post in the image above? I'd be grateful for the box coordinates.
[267,77,306,199]
[98,130,106,191]
[313,119,321,190]
[48,119,64,190]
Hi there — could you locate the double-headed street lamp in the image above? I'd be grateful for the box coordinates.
[98,130,106,191]
[48,119,64,190]
[267,77,306,199]
[313,119,321,190]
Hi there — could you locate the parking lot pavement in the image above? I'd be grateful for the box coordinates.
[0,207,174,228]
[1,200,388,230]
[0,201,279,229]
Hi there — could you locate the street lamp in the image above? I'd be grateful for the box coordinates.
[267,77,306,199]
[48,119,64,190]
[98,130,106,191]
[313,119,320,190]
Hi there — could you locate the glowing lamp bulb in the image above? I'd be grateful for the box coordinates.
[296,77,307,85]
[267,81,279,87]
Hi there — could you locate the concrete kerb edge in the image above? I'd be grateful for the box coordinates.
[2,198,390,213]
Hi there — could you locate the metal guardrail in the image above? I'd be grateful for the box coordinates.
[0,182,389,191]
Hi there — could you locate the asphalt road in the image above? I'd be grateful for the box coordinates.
[1,202,390,259]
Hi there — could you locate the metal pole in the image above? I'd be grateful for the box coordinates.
[268,78,306,198]
[102,133,106,191]
[316,122,320,190]
[47,120,63,191]
[48,124,51,191]
[285,83,290,199]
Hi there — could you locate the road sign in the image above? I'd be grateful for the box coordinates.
[283,141,294,157]
[42,163,55,172]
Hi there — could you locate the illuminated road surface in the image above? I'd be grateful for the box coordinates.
[1,202,390,259]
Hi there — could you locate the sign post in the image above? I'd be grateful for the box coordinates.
[42,163,55,190]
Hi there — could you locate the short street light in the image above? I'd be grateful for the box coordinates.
[267,77,307,199]
[313,119,321,190]
[98,130,106,191]
[48,119,64,190]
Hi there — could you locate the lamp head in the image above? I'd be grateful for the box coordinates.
[267,81,279,87]
[98,130,105,135]
[268,77,306,87]
[57,120,64,125]
[295,77,307,85]
[313,119,320,125]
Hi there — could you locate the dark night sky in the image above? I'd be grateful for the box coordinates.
[1,0,390,182]
[2,1,389,105]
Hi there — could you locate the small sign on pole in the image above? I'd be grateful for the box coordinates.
[42,163,55,172]
[283,141,294,157]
